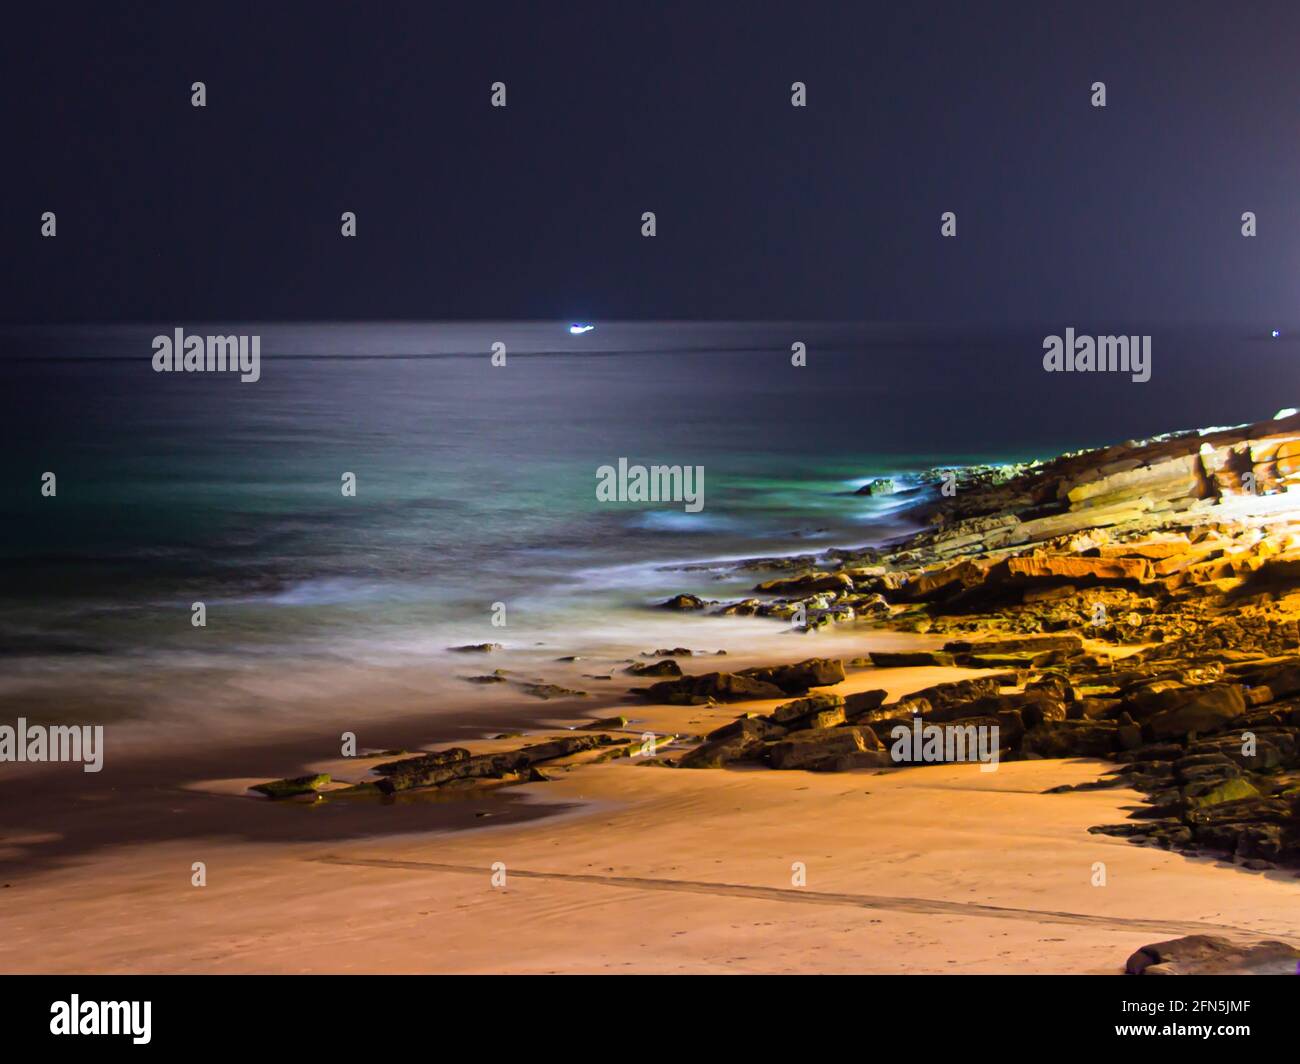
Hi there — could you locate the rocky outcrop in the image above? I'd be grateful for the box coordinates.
[373,735,629,793]
[657,410,1300,873]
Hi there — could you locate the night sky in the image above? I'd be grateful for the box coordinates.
[2,1,1297,325]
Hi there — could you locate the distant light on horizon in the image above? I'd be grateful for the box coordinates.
[569,323,595,335]
[1273,329,1281,338]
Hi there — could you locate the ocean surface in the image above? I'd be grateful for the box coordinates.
[1,321,1294,733]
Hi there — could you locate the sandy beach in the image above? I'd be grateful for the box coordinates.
[2,653,1296,975]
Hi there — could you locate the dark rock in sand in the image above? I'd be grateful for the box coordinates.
[867,650,956,668]
[767,726,882,771]
[738,658,846,694]
[518,682,589,700]
[625,659,683,677]
[907,676,1001,711]
[641,671,787,705]
[372,747,471,776]
[578,715,629,730]
[450,643,503,653]
[251,773,331,800]
[769,694,847,729]
[844,689,889,718]
[1125,934,1300,975]
[679,717,787,768]
[374,735,625,793]
[768,693,839,720]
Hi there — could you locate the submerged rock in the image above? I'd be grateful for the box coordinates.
[578,715,628,730]
[518,683,588,700]
[660,594,712,610]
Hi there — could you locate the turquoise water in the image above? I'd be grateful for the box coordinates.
[1,321,1288,683]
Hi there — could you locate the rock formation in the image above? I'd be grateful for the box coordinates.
[661,411,1300,870]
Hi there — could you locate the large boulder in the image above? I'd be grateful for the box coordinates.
[1142,684,1246,741]
[625,659,683,677]
[679,718,785,768]
[907,676,1001,711]
[1020,720,1118,759]
[739,658,846,694]
[766,726,882,770]
[882,716,1003,765]
[770,693,846,727]
[1126,935,1300,975]
[659,594,713,610]
[900,559,992,601]
[844,689,889,718]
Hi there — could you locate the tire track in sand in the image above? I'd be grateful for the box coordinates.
[311,855,1284,939]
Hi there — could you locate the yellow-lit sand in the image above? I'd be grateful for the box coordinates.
[1,662,1295,974]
